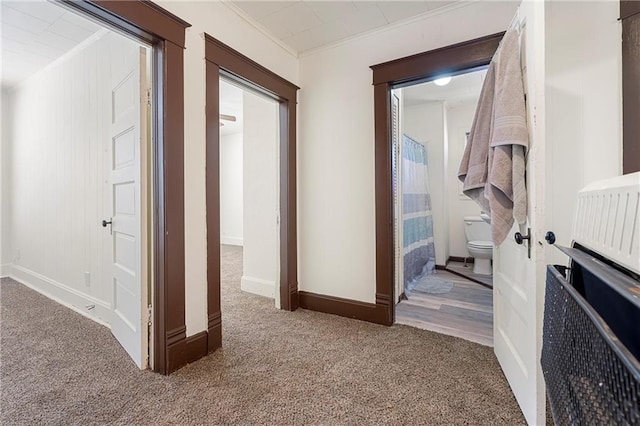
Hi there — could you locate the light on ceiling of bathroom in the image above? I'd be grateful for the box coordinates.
[434,76,452,86]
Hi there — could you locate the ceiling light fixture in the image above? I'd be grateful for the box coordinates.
[434,76,452,86]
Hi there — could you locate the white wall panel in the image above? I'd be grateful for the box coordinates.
[6,31,142,324]
[445,99,483,258]
[220,132,244,246]
[0,89,12,275]
[545,1,622,264]
[241,91,279,301]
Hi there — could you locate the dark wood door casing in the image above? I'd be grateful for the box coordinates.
[59,0,190,374]
[621,1,640,174]
[204,34,300,355]
[370,33,503,325]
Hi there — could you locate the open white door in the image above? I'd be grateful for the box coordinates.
[107,46,148,369]
[493,1,546,424]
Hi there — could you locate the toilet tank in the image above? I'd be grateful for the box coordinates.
[464,216,492,242]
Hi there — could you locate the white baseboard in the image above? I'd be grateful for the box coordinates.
[221,236,243,246]
[240,275,275,299]
[0,263,11,278]
[8,264,111,328]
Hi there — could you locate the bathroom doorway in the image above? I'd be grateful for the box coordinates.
[391,68,495,346]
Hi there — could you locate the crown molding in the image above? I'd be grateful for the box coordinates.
[299,0,477,58]
[220,1,299,59]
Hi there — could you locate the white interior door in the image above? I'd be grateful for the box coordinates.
[108,46,148,369]
[492,1,546,424]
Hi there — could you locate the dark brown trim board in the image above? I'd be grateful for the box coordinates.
[186,331,209,364]
[622,6,640,174]
[204,35,300,357]
[61,0,190,374]
[620,0,640,20]
[298,292,388,324]
[370,33,504,326]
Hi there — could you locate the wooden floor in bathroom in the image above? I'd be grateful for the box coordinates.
[395,270,493,346]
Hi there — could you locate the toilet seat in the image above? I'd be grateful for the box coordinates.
[468,240,493,249]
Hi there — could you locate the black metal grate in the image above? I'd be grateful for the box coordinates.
[542,265,640,425]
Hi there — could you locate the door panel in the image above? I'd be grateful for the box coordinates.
[493,1,546,424]
[108,46,148,369]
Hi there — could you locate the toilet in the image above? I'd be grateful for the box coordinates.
[463,215,493,275]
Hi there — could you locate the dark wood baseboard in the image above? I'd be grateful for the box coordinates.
[185,325,221,365]
[447,256,474,264]
[299,291,388,325]
[207,313,222,353]
[185,331,208,364]
[166,326,187,373]
[435,264,447,270]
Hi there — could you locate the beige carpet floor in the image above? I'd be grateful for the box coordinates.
[1,245,525,425]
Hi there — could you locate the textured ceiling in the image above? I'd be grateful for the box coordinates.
[227,1,458,54]
[1,0,102,88]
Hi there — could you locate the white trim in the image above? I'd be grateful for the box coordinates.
[220,1,299,58]
[0,263,12,278]
[221,236,243,246]
[9,28,110,92]
[299,0,475,58]
[8,264,111,328]
[240,275,275,299]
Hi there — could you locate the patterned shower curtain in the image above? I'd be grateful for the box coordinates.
[402,134,436,293]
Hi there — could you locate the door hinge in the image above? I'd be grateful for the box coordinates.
[147,305,153,326]
[146,88,151,107]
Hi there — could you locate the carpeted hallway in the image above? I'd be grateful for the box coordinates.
[1,245,525,425]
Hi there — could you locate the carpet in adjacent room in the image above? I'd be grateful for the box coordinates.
[0,245,525,425]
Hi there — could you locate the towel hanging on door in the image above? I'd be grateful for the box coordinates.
[457,29,529,245]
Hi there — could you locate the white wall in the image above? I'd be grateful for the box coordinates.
[298,2,518,303]
[4,31,141,324]
[445,99,483,258]
[1,88,12,275]
[220,132,244,246]
[545,1,622,264]
[402,101,448,266]
[154,1,298,335]
[241,91,279,300]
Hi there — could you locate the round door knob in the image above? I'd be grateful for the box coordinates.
[545,231,556,245]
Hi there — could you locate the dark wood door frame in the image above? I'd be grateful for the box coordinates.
[621,0,640,174]
[60,0,190,374]
[370,33,504,325]
[203,34,300,354]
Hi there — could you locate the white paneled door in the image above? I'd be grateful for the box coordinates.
[492,1,546,424]
[107,46,148,369]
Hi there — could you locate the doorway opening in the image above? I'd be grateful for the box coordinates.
[370,32,503,327]
[0,0,190,373]
[1,0,153,368]
[390,68,494,346]
[219,76,281,312]
[203,34,299,356]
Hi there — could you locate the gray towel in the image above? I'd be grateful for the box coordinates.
[458,29,528,245]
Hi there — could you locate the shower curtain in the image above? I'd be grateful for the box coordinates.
[402,134,436,294]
